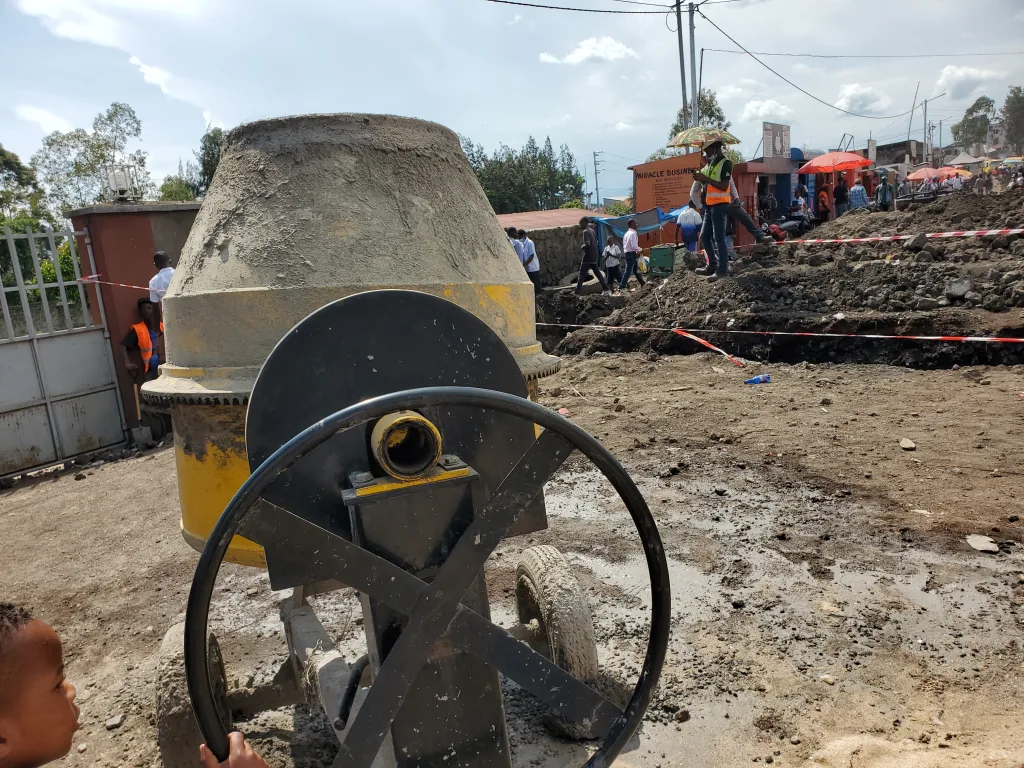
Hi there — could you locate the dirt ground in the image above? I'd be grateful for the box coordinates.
[3,350,1023,767]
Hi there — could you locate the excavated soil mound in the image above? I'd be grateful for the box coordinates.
[549,252,1024,368]
[811,190,1024,241]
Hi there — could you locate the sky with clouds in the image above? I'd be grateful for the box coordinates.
[2,0,1023,200]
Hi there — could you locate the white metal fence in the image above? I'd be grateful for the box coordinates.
[0,225,127,476]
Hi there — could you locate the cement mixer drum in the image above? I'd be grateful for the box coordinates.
[143,113,559,566]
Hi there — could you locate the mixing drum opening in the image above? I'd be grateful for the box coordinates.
[370,411,443,480]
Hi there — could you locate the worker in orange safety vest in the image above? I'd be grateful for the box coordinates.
[121,297,165,382]
[692,139,734,282]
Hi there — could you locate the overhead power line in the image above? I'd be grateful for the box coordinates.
[485,0,745,13]
[696,8,926,120]
[485,0,667,13]
[606,0,672,7]
[704,47,1024,59]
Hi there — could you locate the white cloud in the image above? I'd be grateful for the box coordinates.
[739,99,793,122]
[509,13,522,25]
[613,121,633,131]
[718,79,763,102]
[834,83,891,115]
[202,110,226,130]
[934,65,1006,100]
[538,37,638,65]
[15,0,200,48]
[129,55,173,95]
[14,104,73,134]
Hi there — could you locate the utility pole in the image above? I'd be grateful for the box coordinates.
[593,151,602,210]
[688,3,698,126]
[938,120,943,161]
[675,1,688,130]
[922,98,928,164]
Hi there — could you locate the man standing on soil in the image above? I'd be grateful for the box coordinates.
[122,298,164,383]
[693,139,733,282]
[620,219,646,290]
[848,177,869,210]
[576,216,611,295]
[834,177,849,218]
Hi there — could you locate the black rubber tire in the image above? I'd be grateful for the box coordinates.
[557,271,601,295]
[516,545,602,739]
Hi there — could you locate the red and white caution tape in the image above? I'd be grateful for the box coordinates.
[670,329,745,367]
[79,274,149,291]
[782,227,1024,246]
[538,322,1024,345]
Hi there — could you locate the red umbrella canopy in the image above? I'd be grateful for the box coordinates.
[796,151,874,174]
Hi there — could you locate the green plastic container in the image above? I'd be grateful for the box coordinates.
[647,245,676,277]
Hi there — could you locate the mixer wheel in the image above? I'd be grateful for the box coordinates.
[157,623,231,768]
[516,545,602,739]
[516,545,599,681]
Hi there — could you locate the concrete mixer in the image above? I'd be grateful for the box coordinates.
[149,114,670,768]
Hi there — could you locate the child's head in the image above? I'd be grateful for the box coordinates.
[0,604,79,768]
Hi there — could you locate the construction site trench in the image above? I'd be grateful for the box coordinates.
[538,193,1024,369]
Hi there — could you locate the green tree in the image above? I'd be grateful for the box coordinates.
[159,173,197,201]
[459,134,584,214]
[670,89,731,138]
[194,127,224,196]
[1,144,43,219]
[31,102,154,214]
[951,96,996,151]
[1001,86,1024,155]
[645,90,732,163]
[604,197,634,217]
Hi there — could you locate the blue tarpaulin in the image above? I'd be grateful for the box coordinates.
[594,207,675,238]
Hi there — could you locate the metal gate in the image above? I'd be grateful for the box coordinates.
[0,225,127,476]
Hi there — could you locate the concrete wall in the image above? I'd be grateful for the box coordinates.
[528,224,582,284]
[68,203,200,427]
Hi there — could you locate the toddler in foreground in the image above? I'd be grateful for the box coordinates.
[0,603,267,768]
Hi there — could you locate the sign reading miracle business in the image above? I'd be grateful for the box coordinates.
[763,122,791,160]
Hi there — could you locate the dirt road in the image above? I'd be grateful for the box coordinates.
[2,354,1022,767]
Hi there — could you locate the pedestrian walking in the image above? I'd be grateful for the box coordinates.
[602,236,623,289]
[620,219,646,290]
[576,216,611,295]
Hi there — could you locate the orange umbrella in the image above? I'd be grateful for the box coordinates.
[796,151,874,174]
[907,167,968,181]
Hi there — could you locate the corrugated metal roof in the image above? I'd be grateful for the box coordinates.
[495,208,588,231]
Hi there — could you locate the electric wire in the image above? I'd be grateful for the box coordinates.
[704,47,1024,59]
[696,8,928,120]
[485,0,668,14]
